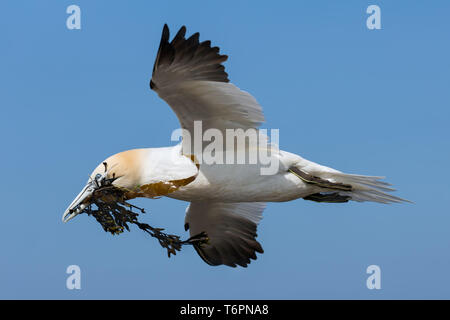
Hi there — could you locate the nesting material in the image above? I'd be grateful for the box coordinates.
[81,186,208,257]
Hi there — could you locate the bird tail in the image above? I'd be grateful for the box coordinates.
[289,163,411,204]
[320,172,411,204]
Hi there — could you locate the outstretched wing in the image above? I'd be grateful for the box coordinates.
[150,25,265,154]
[184,202,266,267]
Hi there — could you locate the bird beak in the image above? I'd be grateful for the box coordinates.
[62,182,95,223]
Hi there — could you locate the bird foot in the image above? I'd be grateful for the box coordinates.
[183,232,209,246]
[303,192,351,203]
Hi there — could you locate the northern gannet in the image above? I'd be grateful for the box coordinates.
[62,25,408,267]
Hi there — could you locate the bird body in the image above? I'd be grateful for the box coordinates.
[63,25,408,267]
[93,144,403,204]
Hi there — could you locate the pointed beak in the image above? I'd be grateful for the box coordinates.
[62,182,95,223]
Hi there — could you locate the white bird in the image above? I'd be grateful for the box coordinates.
[62,25,408,267]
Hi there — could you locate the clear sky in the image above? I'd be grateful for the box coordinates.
[1,0,449,299]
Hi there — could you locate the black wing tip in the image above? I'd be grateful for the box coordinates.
[193,244,218,266]
[194,238,263,268]
[176,25,187,36]
[160,24,170,45]
[150,24,230,89]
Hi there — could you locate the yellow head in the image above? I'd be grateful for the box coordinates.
[62,149,145,222]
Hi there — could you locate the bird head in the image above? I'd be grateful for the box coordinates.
[62,150,143,223]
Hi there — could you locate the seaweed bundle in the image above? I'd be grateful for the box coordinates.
[81,185,208,257]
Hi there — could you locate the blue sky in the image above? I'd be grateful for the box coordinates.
[0,0,449,299]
